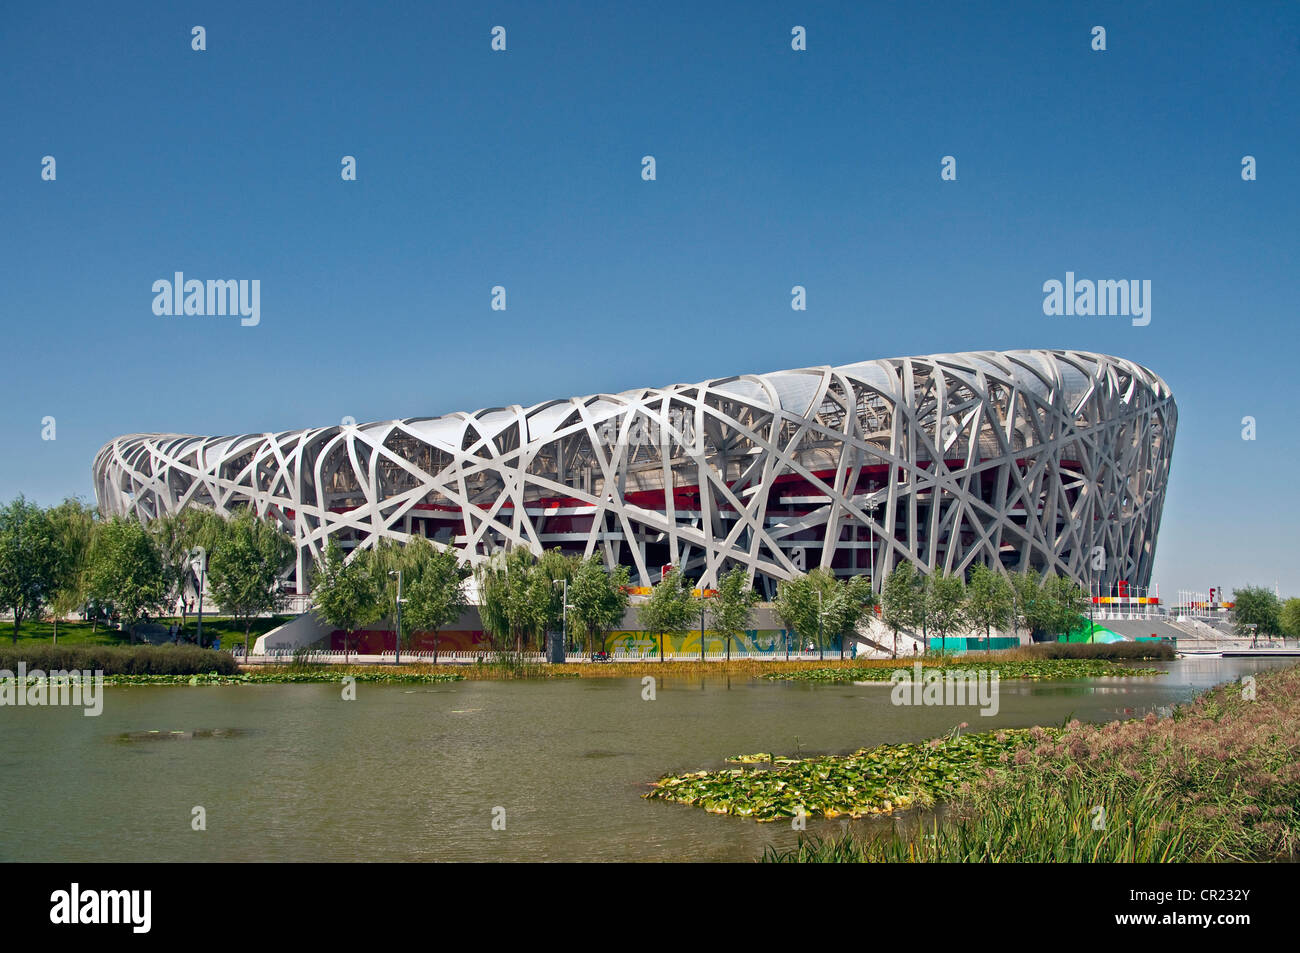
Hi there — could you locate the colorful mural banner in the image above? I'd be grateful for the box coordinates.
[602,629,839,655]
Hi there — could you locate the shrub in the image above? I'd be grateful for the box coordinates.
[0,643,239,676]
[1024,640,1174,661]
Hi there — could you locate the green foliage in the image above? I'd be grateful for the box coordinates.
[45,498,98,641]
[824,574,876,657]
[1040,574,1090,639]
[640,567,696,656]
[765,663,1300,863]
[0,643,238,675]
[1026,640,1175,660]
[1004,571,1089,641]
[146,508,228,613]
[86,516,168,632]
[0,496,63,644]
[1281,598,1300,639]
[383,537,470,661]
[880,561,922,656]
[647,729,1036,820]
[762,657,1162,682]
[567,554,630,654]
[964,563,1013,648]
[524,548,575,648]
[1232,585,1283,636]
[476,547,545,654]
[94,670,465,685]
[207,510,295,657]
[310,539,384,658]
[924,571,968,648]
[773,569,829,656]
[1009,570,1043,637]
[708,566,760,658]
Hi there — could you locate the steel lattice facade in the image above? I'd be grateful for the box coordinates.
[92,349,1176,598]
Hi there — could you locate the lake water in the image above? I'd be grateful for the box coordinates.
[0,657,1289,862]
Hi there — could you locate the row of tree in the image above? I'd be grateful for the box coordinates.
[878,562,1092,655]
[639,565,762,661]
[1229,586,1300,638]
[0,496,294,656]
[8,494,1295,662]
[308,540,632,661]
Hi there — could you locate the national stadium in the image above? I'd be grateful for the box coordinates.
[92,348,1176,601]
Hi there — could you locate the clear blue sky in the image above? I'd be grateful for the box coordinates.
[3,1,1297,597]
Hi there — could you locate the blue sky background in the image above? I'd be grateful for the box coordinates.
[2,1,1297,596]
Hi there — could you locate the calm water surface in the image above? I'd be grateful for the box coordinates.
[0,657,1288,862]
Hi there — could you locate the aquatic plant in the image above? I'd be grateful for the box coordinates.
[763,663,1300,862]
[762,657,1162,682]
[646,729,1037,821]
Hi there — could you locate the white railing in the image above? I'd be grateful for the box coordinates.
[245,650,548,665]
[243,648,882,664]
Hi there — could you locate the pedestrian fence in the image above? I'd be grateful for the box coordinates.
[240,648,885,664]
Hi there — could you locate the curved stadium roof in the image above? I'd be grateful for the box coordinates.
[94,349,1176,597]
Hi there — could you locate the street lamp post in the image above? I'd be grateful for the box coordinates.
[1089,573,1096,643]
[388,569,403,665]
[865,498,880,594]
[818,588,825,662]
[190,547,206,648]
[700,594,706,663]
[552,578,568,660]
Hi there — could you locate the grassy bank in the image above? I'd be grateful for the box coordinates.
[760,662,1300,862]
[2,616,290,647]
[96,669,464,685]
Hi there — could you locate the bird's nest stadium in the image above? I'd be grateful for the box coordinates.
[93,349,1176,599]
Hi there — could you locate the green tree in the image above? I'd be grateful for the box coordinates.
[311,539,383,662]
[0,496,62,644]
[149,507,227,626]
[1280,598,1300,640]
[1231,586,1283,638]
[1039,574,1090,641]
[392,538,470,663]
[567,555,630,656]
[86,516,168,638]
[476,547,544,656]
[526,548,576,651]
[640,566,697,661]
[965,563,1013,651]
[707,566,759,661]
[881,561,922,657]
[824,574,876,659]
[207,510,295,658]
[925,571,968,653]
[45,498,97,644]
[774,568,839,659]
[1009,570,1045,641]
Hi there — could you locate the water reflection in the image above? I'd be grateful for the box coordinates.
[0,656,1289,862]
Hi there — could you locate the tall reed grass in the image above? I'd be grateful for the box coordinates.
[765,662,1299,862]
[0,644,239,676]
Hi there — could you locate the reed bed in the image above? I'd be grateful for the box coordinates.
[0,644,239,676]
[764,662,1300,862]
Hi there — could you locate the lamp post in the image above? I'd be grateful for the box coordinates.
[865,498,880,594]
[388,569,403,665]
[817,588,825,662]
[700,592,707,663]
[190,547,206,648]
[552,577,568,660]
[1089,573,1097,643]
